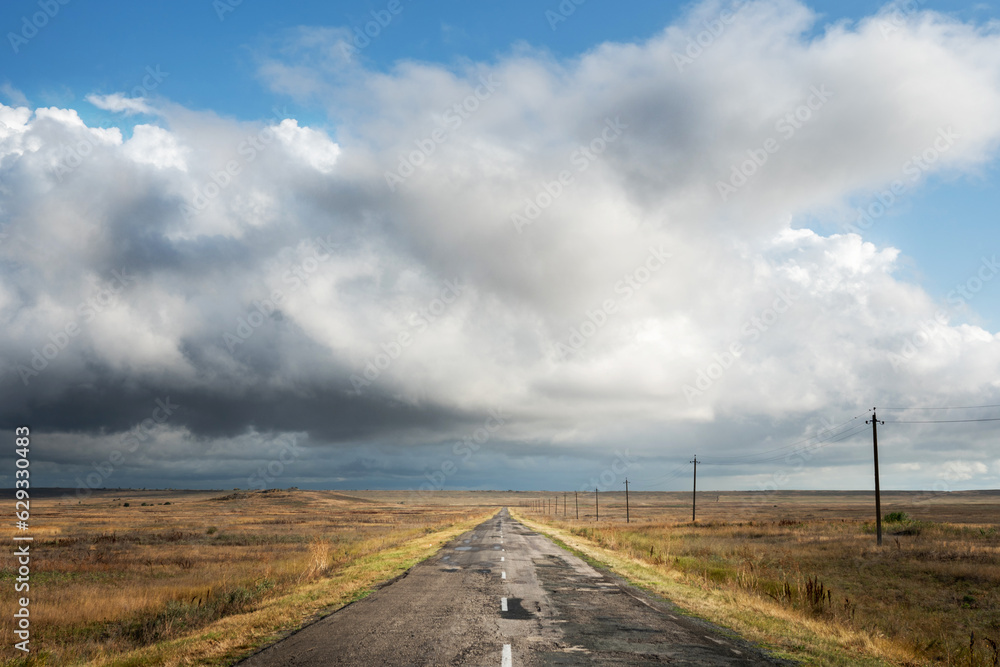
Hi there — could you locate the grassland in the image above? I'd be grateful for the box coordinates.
[3,488,997,666]
[514,489,1000,667]
[0,488,494,666]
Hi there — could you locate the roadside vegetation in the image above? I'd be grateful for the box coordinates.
[5,488,997,666]
[514,491,1000,666]
[0,489,493,666]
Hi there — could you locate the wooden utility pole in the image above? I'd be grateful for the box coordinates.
[575,491,579,519]
[563,492,567,516]
[691,455,698,522]
[595,488,599,521]
[625,478,630,523]
[867,409,885,546]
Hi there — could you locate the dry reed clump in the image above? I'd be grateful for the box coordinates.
[302,537,332,581]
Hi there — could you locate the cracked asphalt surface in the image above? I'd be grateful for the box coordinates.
[237,509,793,666]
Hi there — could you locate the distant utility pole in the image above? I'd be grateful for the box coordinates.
[867,409,885,546]
[691,455,698,522]
[575,491,579,519]
[563,492,567,516]
[595,488,599,521]
[625,478,630,523]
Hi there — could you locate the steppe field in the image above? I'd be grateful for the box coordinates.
[1,488,998,666]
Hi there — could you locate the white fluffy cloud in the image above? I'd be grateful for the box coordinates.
[3,0,1000,490]
[86,93,156,116]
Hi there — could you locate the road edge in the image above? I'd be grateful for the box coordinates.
[511,510,846,666]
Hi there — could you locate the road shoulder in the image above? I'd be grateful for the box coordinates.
[512,511,807,665]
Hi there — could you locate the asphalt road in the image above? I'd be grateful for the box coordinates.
[237,509,792,666]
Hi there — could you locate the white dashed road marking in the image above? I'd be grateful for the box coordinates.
[501,644,512,667]
[501,597,508,612]
[501,571,506,580]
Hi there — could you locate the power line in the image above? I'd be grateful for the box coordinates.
[632,404,1000,493]
[630,462,689,487]
[743,416,866,455]
[888,417,1000,424]
[700,422,869,466]
[632,416,868,487]
[880,404,1000,411]
[697,415,866,465]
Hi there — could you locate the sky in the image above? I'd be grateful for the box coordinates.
[1,0,1000,496]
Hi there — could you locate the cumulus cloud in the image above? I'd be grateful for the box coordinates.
[0,82,28,108]
[941,460,990,482]
[2,0,1000,491]
[86,93,157,116]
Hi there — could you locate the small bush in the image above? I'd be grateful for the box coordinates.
[206,526,218,535]
[884,511,909,523]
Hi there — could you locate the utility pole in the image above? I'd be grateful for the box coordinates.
[595,488,599,521]
[625,478,630,523]
[867,408,885,546]
[575,491,579,519]
[563,492,567,516]
[691,455,698,522]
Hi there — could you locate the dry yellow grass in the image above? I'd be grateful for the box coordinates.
[513,489,1000,667]
[5,488,997,666]
[0,489,494,666]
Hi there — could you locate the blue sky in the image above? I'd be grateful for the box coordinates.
[5,0,998,328]
[3,0,1000,493]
